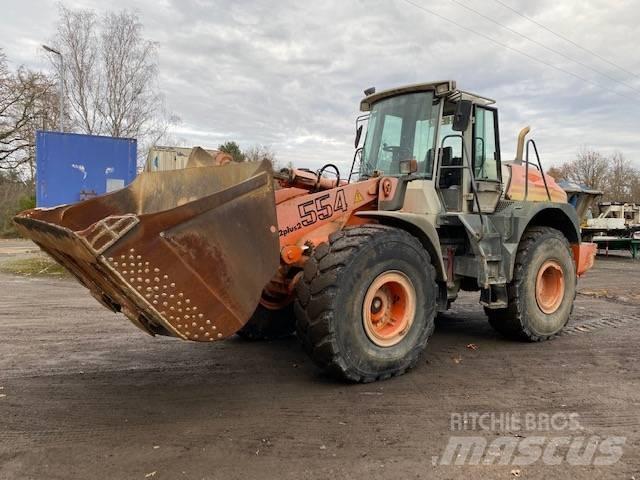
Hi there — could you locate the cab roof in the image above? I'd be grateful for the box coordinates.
[359,80,496,111]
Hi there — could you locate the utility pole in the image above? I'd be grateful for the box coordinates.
[42,44,64,132]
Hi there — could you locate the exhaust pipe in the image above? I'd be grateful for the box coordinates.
[514,126,530,164]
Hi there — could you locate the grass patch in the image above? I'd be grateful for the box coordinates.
[0,256,69,277]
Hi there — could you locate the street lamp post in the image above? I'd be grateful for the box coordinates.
[42,44,64,132]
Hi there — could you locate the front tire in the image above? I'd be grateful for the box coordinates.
[486,226,576,341]
[294,225,437,382]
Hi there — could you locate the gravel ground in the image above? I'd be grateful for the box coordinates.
[0,239,638,479]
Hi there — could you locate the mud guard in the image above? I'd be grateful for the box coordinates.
[355,210,446,281]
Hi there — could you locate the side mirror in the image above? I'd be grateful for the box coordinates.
[355,124,363,148]
[452,100,473,132]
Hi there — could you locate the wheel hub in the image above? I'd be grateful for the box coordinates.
[363,271,416,347]
[371,297,384,314]
[535,260,565,314]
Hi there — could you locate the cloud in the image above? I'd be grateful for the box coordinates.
[2,0,639,172]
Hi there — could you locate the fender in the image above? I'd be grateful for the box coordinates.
[495,201,582,282]
[355,210,447,281]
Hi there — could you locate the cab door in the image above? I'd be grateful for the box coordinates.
[472,106,502,213]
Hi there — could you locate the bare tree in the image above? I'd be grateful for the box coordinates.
[546,166,565,182]
[100,10,160,139]
[0,50,7,82]
[549,148,640,202]
[244,144,277,165]
[54,6,101,134]
[52,6,170,148]
[0,49,58,180]
[556,147,610,191]
[0,51,26,165]
[630,174,640,202]
[606,152,637,203]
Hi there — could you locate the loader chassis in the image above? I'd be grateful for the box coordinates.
[14,80,597,383]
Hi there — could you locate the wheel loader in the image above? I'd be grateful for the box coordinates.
[14,80,596,383]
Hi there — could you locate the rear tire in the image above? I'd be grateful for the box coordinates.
[294,224,437,382]
[486,226,576,341]
[236,304,295,340]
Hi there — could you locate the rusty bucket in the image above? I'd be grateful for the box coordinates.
[13,160,280,341]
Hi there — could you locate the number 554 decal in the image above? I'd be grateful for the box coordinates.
[276,177,379,242]
[297,189,348,227]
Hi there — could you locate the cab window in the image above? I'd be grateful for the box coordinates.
[361,92,439,178]
[473,107,500,181]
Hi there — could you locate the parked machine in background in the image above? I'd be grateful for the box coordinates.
[582,202,640,258]
[15,81,596,382]
[144,146,233,172]
[582,202,640,240]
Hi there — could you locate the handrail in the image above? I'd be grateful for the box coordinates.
[524,139,551,201]
[348,114,369,183]
[348,147,363,183]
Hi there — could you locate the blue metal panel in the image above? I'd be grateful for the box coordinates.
[36,131,137,208]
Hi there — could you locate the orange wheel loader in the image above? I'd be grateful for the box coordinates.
[14,81,596,382]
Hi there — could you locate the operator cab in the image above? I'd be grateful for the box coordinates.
[357,81,502,214]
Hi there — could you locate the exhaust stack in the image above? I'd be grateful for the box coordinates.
[514,126,531,164]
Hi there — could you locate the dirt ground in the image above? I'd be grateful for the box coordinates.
[0,239,638,479]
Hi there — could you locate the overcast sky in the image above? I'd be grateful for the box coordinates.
[2,0,639,172]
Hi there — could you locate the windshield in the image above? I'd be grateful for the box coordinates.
[361,92,439,178]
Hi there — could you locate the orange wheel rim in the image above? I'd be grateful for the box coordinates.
[363,271,416,347]
[535,260,565,314]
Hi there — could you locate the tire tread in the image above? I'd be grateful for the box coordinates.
[486,226,576,341]
[295,224,436,382]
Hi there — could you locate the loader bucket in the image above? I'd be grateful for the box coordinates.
[13,160,280,342]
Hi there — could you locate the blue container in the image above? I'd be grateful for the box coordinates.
[35,131,137,208]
